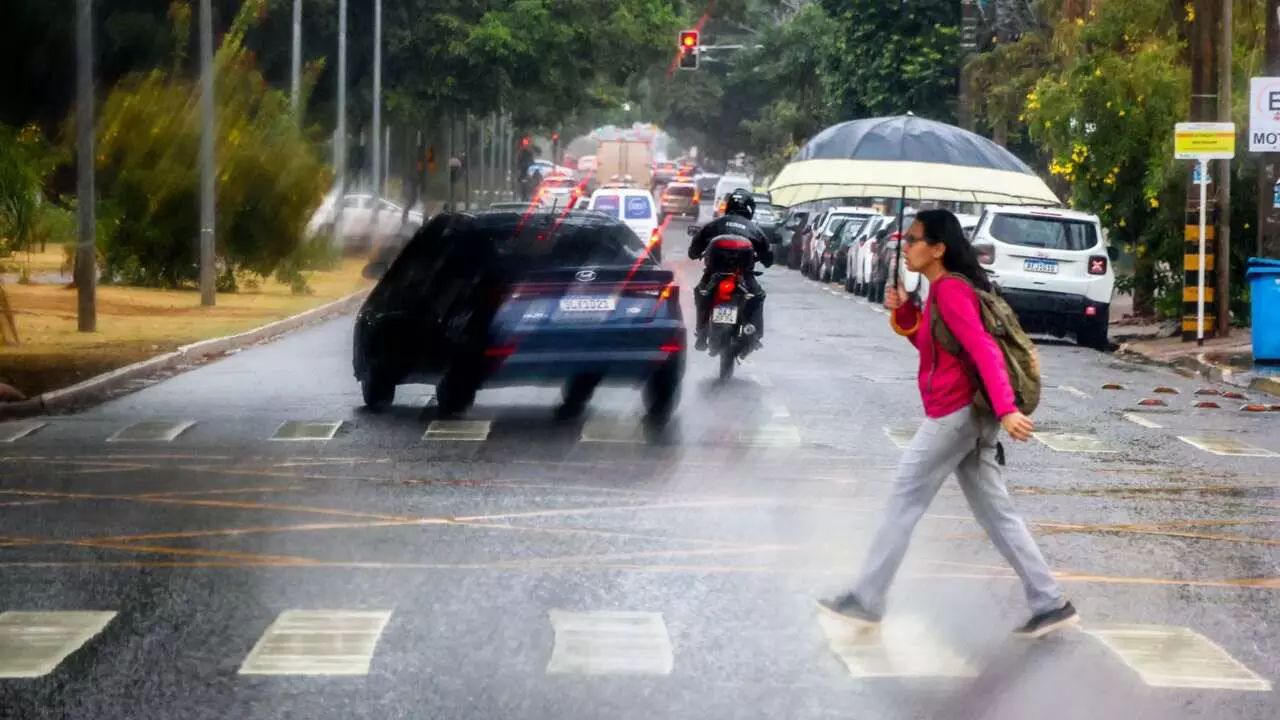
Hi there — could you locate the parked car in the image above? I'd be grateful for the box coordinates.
[969,206,1116,349]
[801,207,878,279]
[307,192,425,254]
[845,215,891,294]
[353,209,685,420]
[754,200,783,247]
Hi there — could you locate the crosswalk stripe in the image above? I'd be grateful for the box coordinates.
[546,610,673,675]
[238,610,393,676]
[818,613,975,678]
[1178,436,1278,458]
[107,420,196,442]
[270,421,343,441]
[424,420,491,441]
[1123,413,1162,429]
[1086,625,1271,691]
[0,422,45,443]
[882,425,917,449]
[0,611,117,678]
[1034,432,1116,454]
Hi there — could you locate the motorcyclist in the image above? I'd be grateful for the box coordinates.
[687,187,774,351]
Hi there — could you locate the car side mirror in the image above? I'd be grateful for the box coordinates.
[362,261,389,280]
[1107,246,1119,262]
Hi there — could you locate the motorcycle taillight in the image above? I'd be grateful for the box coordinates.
[716,277,737,303]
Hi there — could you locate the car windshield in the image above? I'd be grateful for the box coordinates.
[988,214,1098,251]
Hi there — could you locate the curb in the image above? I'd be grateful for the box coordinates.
[1116,343,1280,400]
[0,288,371,420]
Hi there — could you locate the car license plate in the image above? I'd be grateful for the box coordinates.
[1024,258,1059,274]
[712,305,738,324]
[558,297,616,313]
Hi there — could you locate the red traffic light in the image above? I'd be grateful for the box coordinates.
[680,30,698,48]
[521,136,530,147]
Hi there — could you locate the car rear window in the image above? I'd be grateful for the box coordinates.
[988,214,1098,251]
[665,185,696,197]
[592,194,621,217]
[489,220,651,270]
[624,195,653,220]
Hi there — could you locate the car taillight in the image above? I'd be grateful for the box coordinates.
[659,342,682,353]
[1088,255,1108,275]
[716,277,736,303]
[484,344,516,357]
[975,244,996,265]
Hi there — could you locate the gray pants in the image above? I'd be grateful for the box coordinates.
[853,405,1064,617]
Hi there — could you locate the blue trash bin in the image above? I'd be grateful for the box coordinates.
[1247,258,1280,363]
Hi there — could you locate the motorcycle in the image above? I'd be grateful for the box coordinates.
[688,226,763,380]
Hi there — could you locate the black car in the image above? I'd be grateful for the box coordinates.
[353,210,685,422]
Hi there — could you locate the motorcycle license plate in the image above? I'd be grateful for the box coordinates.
[712,305,738,324]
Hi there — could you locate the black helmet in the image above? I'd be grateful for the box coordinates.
[724,188,755,220]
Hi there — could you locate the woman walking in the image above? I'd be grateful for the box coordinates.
[819,209,1078,637]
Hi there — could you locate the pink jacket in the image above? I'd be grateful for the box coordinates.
[890,276,1018,419]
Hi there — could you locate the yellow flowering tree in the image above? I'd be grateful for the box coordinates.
[94,0,331,291]
[1025,0,1188,315]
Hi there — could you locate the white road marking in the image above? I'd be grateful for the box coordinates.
[269,421,343,441]
[748,373,773,388]
[0,611,117,678]
[424,420,492,441]
[1059,385,1092,399]
[1123,413,1162,429]
[1086,625,1271,691]
[1177,436,1278,458]
[767,400,791,419]
[818,613,975,679]
[882,426,917,449]
[581,418,645,444]
[871,306,888,315]
[106,420,197,442]
[238,610,392,676]
[1033,432,1116,454]
[0,421,46,443]
[736,423,802,447]
[546,610,673,675]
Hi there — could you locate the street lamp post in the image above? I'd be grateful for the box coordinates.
[372,0,382,201]
[335,0,347,235]
[291,0,302,113]
[75,0,96,331]
[198,0,216,306]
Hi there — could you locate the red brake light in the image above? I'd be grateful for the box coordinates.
[659,343,682,353]
[1088,255,1108,275]
[716,277,736,303]
[975,244,996,265]
[484,345,516,357]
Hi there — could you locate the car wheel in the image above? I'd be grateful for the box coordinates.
[643,358,682,425]
[1078,307,1111,351]
[360,374,396,411]
[435,369,477,418]
[557,374,600,421]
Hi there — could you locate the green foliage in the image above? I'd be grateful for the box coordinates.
[820,0,961,122]
[92,0,331,292]
[1022,0,1188,315]
[0,123,60,263]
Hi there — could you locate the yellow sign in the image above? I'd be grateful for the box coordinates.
[1174,122,1236,160]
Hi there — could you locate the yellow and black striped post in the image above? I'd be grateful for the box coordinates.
[1182,203,1218,342]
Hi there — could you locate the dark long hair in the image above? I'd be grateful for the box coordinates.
[915,209,993,293]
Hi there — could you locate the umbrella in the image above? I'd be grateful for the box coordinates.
[768,114,1061,294]
[768,114,1060,208]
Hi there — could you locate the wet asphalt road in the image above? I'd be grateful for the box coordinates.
[1,207,1278,719]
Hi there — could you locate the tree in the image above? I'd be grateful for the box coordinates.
[820,0,962,122]
[1024,0,1188,317]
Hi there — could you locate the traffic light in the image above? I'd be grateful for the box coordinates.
[678,30,698,70]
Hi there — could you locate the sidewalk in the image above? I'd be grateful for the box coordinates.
[1106,293,1280,398]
